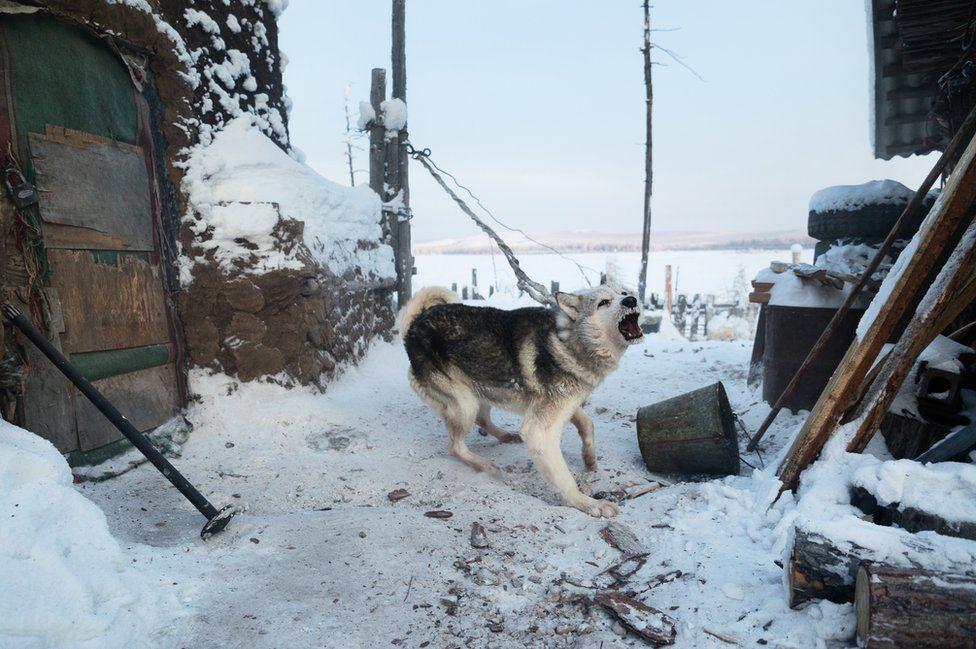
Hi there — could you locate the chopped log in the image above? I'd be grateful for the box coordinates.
[751,280,774,292]
[850,485,976,542]
[748,291,770,304]
[789,528,864,607]
[855,564,976,648]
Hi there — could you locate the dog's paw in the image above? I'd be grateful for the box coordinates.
[574,496,620,518]
[582,448,597,471]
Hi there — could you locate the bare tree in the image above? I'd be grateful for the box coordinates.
[343,83,358,186]
[637,0,653,304]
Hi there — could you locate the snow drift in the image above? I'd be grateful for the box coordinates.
[0,421,175,648]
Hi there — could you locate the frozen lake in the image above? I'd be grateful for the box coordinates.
[415,248,813,301]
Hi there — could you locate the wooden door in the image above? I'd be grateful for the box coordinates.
[0,14,181,459]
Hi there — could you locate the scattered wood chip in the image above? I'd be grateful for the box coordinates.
[703,627,740,645]
[646,569,683,589]
[387,488,410,502]
[424,510,453,519]
[470,522,489,548]
[626,482,666,500]
[599,522,646,557]
[608,553,649,582]
[597,591,677,645]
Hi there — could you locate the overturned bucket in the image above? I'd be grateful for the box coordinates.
[636,382,740,477]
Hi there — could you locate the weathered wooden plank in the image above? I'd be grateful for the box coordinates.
[47,249,170,354]
[21,340,78,453]
[41,222,133,251]
[29,131,153,251]
[74,363,179,452]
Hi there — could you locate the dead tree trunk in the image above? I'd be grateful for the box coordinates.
[637,0,653,304]
[343,83,357,186]
[391,0,412,304]
[855,564,976,648]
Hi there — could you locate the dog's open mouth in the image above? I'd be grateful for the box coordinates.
[618,312,643,341]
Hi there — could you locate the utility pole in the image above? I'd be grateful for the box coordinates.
[637,0,653,305]
[392,0,412,303]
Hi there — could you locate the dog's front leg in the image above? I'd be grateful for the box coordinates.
[571,408,597,470]
[521,412,619,518]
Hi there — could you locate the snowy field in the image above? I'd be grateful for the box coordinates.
[8,313,860,648]
[415,249,813,300]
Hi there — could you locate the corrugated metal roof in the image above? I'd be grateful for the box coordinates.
[867,0,971,159]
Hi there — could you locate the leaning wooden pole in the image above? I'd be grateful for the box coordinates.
[637,0,653,305]
[776,128,976,492]
[747,103,976,452]
[392,0,412,304]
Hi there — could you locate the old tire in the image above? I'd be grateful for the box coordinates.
[808,203,922,240]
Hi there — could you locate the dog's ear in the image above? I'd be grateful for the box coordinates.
[555,292,583,320]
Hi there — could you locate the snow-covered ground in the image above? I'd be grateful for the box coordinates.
[33,308,862,648]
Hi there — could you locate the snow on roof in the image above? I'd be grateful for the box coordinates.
[0,419,176,646]
[808,179,914,213]
[181,116,394,281]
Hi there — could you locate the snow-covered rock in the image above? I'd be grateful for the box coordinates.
[0,421,177,648]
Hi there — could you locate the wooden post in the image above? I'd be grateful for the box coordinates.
[451,282,457,294]
[637,0,653,305]
[368,68,388,227]
[550,280,559,294]
[471,268,477,288]
[664,265,673,314]
[391,0,412,304]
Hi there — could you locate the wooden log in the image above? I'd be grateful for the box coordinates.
[789,528,864,607]
[855,565,976,648]
[748,291,770,304]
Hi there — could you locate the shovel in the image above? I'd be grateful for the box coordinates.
[2,302,237,539]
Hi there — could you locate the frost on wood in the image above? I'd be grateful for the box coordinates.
[0,420,177,647]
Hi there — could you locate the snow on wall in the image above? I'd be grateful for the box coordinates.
[0,420,178,647]
[106,0,291,150]
[181,115,394,280]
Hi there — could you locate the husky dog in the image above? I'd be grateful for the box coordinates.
[401,284,643,517]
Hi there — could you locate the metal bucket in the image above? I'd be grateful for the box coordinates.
[636,382,740,477]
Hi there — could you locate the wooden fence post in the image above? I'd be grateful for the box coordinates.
[551,281,560,294]
[664,265,673,314]
[369,69,394,247]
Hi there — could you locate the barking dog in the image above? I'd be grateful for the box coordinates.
[401,284,643,517]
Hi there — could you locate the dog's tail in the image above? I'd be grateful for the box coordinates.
[398,286,460,340]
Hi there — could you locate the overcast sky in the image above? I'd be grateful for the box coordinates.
[279,1,937,242]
